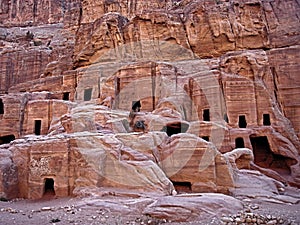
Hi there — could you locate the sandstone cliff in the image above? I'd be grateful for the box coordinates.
[0,0,299,201]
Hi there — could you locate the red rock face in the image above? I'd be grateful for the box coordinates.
[0,0,299,200]
[0,0,64,26]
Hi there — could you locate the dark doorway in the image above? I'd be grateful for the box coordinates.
[202,136,209,141]
[172,181,192,193]
[63,92,70,101]
[203,109,210,121]
[162,122,189,136]
[263,114,271,126]
[44,178,55,196]
[0,135,15,145]
[34,120,42,135]
[132,100,141,112]
[238,115,247,128]
[0,99,3,114]
[235,137,245,148]
[250,136,295,175]
[84,88,92,101]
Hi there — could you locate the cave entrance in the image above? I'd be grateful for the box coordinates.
[0,135,15,145]
[0,99,3,114]
[235,137,245,148]
[172,181,192,193]
[250,136,295,175]
[44,178,55,196]
[238,115,247,128]
[162,122,189,136]
[34,120,41,135]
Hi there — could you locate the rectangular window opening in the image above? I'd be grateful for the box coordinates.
[203,109,210,121]
[263,114,271,126]
[63,92,70,101]
[34,120,42,135]
[84,88,92,101]
[235,137,245,148]
[238,115,247,128]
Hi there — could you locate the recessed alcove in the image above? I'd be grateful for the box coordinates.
[162,122,189,136]
[250,136,296,175]
[0,135,15,145]
[172,181,192,193]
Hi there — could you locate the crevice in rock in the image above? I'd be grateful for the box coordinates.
[270,66,284,115]
[33,0,38,21]
[151,62,156,110]
[19,94,30,136]
[178,12,195,57]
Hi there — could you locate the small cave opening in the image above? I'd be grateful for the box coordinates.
[203,109,210,121]
[34,120,41,135]
[263,114,271,126]
[202,136,210,141]
[132,100,141,112]
[250,136,295,175]
[84,88,92,101]
[172,181,192,193]
[0,135,15,145]
[0,98,3,114]
[235,137,245,148]
[44,178,55,196]
[63,92,70,101]
[238,115,247,128]
[162,122,189,136]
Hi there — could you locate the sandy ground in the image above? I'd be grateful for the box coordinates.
[0,192,299,225]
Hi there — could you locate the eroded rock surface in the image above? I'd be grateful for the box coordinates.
[0,0,300,223]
